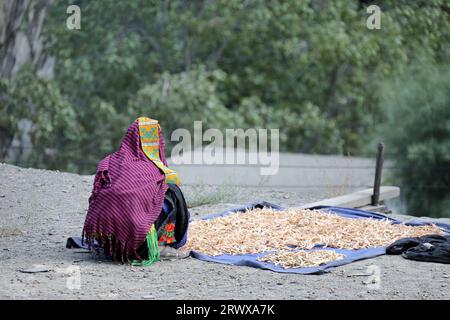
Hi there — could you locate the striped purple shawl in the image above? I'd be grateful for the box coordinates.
[82,119,168,261]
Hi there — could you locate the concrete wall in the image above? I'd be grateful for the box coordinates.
[168,148,393,192]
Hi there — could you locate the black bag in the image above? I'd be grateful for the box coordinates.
[155,184,190,248]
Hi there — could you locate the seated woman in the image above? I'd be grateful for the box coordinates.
[82,117,189,264]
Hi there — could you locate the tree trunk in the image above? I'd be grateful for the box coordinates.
[0,0,54,163]
[0,0,54,79]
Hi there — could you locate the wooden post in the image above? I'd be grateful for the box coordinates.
[372,143,385,206]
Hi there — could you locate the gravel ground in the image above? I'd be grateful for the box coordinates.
[0,163,449,300]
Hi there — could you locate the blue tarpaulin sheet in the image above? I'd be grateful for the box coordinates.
[190,202,450,274]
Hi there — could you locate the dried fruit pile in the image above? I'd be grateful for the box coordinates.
[184,208,442,268]
[258,249,345,269]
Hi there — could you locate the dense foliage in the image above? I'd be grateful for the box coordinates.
[1,0,449,215]
[375,63,450,217]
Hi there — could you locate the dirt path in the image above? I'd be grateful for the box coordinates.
[0,163,449,300]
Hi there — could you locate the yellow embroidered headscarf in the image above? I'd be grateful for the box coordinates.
[137,117,180,186]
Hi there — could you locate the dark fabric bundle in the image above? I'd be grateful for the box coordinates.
[82,119,168,261]
[155,183,190,249]
[386,234,450,264]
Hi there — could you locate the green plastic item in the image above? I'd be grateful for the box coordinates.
[131,224,160,266]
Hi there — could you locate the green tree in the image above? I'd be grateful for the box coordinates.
[0,66,79,170]
[44,0,449,157]
[128,65,240,142]
[2,0,449,175]
[375,63,450,217]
